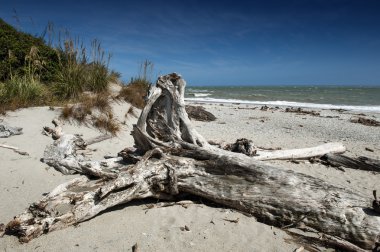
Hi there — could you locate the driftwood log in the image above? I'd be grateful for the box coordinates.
[321,154,380,172]
[0,124,23,138]
[2,73,380,250]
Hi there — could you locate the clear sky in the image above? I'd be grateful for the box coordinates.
[1,0,380,86]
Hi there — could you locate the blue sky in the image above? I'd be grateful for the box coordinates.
[1,0,380,86]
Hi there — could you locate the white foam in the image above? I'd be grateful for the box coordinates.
[185,97,380,113]
[190,93,212,97]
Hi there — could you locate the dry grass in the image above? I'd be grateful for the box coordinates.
[60,103,92,125]
[125,106,136,119]
[59,92,120,134]
[92,112,120,135]
[60,105,74,120]
[117,78,149,109]
[81,92,111,113]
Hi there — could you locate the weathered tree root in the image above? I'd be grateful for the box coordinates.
[3,73,380,250]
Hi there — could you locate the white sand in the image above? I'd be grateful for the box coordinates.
[0,101,379,251]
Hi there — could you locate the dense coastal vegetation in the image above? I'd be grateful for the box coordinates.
[0,18,150,133]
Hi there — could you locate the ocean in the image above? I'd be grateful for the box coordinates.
[185,86,380,112]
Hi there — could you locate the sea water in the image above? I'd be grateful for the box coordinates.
[185,86,380,112]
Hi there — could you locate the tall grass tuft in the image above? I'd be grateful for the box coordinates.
[0,46,48,108]
[0,75,47,107]
[86,39,111,93]
[52,33,112,100]
[52,36,87,99]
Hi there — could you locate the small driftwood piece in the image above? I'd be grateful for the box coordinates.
[42,119,63,140]
[3,73,379,250]
[321,153,380,172]
[0,124,23,138]
[0,144,29,156]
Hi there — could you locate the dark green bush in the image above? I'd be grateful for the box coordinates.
[0,18,60,83]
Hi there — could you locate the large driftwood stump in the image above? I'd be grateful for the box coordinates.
[2,73,379,251]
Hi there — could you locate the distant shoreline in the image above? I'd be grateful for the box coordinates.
[185,85,380,112]
[185,97,380,113]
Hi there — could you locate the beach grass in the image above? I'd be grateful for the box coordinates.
[1,18,114,107]
[0,18,151,134]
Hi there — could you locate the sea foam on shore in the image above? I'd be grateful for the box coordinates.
[185,97,380,112]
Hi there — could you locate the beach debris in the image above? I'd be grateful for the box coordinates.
[237,106,258,110]
[350,116,380,127]
[4,73,378,251]
[286,231,369,252]
[293,246,304,252]
[284,107,320,116]
[257,146,282,151]
[330,108,347,113]
[323,115,339,119]
[132,243,139,252]
[143,200,195,210]
[43,119,64,140]
[365,147,374,152]
[185,105,216,121]
[180,225,190,231]
[372,190,380,214]
[320,154,380,173]
[0,144,29,156]
[222,138,257,156]
[0,124,23,138]
[222,218,239,223]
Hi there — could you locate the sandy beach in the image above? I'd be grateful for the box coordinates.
[1,100,379,251]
